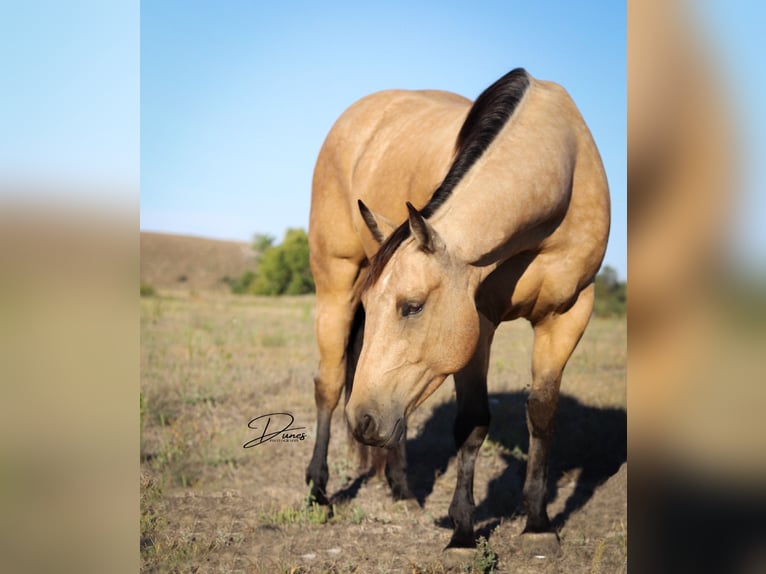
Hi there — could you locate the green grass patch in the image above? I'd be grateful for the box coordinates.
[258,483,333,526]
[258,502,331,526]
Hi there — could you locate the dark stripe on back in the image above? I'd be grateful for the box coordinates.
[363,68,531,290]
[421,68,530,217]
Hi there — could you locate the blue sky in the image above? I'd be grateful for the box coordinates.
[0,1,138,189]
[140,1,627,279]
[4,3,765,282]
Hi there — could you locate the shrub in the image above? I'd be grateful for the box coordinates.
[593,265,626,317]
[232,228,314,295]
[228,270,256,294]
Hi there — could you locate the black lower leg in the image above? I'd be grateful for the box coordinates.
[306,409,331,505]
[523,392,557,533]
[447,419,489,548]
[523,436,552,532]
[385,434,414,501]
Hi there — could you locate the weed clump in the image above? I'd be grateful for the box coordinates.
[258,483,332,526]
[473,536,498,574]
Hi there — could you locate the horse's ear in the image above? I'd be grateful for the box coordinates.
[358,200,396,244]
[406,202,443,254]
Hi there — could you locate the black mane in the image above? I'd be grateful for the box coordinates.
[422,67,530,217]
[364,68,531,289]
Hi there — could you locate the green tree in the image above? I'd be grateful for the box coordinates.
[252,233,275,256]
[231,228,315,295]
[593,265,626,317]
[279,228,314,294]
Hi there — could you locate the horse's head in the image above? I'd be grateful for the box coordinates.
[347,202,480,447]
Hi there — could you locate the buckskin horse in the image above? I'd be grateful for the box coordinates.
[305,68,610,550]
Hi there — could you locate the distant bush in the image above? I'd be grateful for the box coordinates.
[227,270,256,294]
[232,228,315,295]
[593,265,626,317]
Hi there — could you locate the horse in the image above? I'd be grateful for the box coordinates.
[306,68,610,550]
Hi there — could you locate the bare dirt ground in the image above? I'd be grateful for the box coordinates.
[140,291,626,573]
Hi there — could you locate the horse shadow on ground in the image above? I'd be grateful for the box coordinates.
[396,391,626,536]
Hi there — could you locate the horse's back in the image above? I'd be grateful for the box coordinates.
[309,89,470,278]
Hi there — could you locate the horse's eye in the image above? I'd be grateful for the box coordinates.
[401,301,424,317]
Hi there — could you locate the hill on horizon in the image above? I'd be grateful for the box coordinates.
[140,232,256,293]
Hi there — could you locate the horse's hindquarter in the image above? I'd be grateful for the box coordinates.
[309,89,470,276]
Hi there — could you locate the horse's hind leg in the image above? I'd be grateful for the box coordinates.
[305,261,360,505]
[447,315,495,548]
[523,283,595,535]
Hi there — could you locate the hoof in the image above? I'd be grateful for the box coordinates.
[311,492,329,506]
[391,488,417,502]
[306,479,329,506]
[520,531,561,558]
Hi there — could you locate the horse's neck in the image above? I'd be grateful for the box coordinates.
[431,98,577,279]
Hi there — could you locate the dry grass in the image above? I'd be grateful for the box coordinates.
[140,291,626,573]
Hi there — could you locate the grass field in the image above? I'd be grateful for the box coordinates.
[140,291,626,573]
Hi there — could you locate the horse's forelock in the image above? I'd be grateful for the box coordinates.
[363,222,411,291]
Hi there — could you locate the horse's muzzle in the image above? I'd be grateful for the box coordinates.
[351,413,404,447]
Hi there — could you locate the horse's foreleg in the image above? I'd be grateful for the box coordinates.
[306,291,356,505]
[524,284,595,534]
[306,387,335,505]
[447,316,494,548]
[385,430,415,502]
